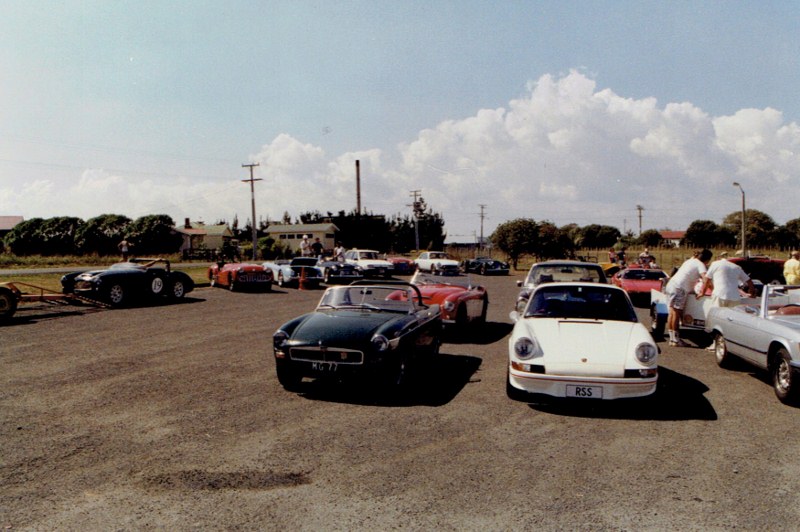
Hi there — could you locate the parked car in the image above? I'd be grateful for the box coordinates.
[208,261,273,291]
[515,260,608,313]
[272,281,442,391]
[407,271,488,327]
[386,256,416,275]
[343,249,394,278]
[262,257,323,288]
[705,284,800,404]
[60,258,194,307]
[316,258,364,284]
[415,251,460,275]
[728,255,786,285]
[461,257,510,275]
[611,266,669,306]
[507,282,658,401]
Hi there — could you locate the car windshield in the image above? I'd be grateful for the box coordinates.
[526,264,605,285]
[620,269,667,281]
[411,271,472,288]
[291,257,318,266]
[317,285,418,313]
[429,252,448,259]
[525,285,637,322]
[359,251,379,260]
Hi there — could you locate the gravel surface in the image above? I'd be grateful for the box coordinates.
[2,274,800,530]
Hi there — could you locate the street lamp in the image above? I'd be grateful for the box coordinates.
[732,181,745,256]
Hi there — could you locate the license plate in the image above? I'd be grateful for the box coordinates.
[566,385,603,398]
[311,361,337,373]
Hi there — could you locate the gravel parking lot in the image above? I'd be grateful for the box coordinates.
[2,274,800,530]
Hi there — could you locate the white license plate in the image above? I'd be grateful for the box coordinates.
[566,385,603,399]
[311,361,337,373]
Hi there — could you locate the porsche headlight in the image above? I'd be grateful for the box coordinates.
[372,334,389,352]
[635,343,658,365]
[514,337,539,359]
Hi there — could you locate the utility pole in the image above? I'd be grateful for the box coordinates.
[478,204,486,254]
[241,163,262,260]
[636,205,644,236]
[355,160,361,216]
[408,190,423,252]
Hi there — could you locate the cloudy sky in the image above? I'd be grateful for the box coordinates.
[2,1,798,242]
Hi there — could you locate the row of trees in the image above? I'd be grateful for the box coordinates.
[491,210,800,268]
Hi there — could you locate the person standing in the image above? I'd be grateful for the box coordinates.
[118,238,131,261]
[664,249,712,347]
[311,237,324,259]
[334,242,346,262]
[784,250,800,285]
[299,235,311,257]
[701,253,755,308]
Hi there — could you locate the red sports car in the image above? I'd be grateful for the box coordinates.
[611,266,668,305]
[386,256,416,275]
[406,271,488,327]
[208,262,273,292]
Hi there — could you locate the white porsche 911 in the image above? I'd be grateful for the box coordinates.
[507,282,658,401]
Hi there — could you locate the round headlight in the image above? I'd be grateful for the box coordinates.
[515,297,528,314]
[635,342,658,365]
[443,300,456,312]
[273,330,289,349]
[372,334,389,352]
[514,337,537,359]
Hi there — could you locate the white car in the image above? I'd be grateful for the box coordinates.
[705,285,800,405]
[507,282,658,401]
[343,249,394,278]
[415,251,460,275]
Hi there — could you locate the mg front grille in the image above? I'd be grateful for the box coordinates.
[289,347,364,365]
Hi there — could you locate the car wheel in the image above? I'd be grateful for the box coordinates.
[278,272,286,287]
[150,276,165,296]
[772,348,798,405]
[276,361,302,392]
[713,333,732,368]
[171,281,186,299]
[210,276,217,288]
[0,288,18,321]
[107,284,125,306]
[650,307,666,340]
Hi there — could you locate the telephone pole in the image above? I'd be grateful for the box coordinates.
[241,163,262,260]
[636,205,644,236]
[408,190,423,251]
[478,204,486,253]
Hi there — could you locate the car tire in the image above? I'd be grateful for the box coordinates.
[276,361,302,392]
[772,348,798,405]
[107,283,125,307]
[0,288,18,321]
[713,333,732,368]
[650,307,666,340]
[171,280,186,299]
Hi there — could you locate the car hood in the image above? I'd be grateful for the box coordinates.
[523,319,648,377]
[290,310,406,346]
[418,285,466,303]
[619,279,662,293]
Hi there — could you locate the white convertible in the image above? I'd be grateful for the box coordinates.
[706,285,800,405]
[507,282,658,401]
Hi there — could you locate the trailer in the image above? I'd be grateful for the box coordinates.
[0,281,108,322]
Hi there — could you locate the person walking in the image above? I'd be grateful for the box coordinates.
[118,238,131,261]
[664,249,712,347]
[784,250,800,285]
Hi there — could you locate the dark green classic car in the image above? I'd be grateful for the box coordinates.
[273,281,442,391]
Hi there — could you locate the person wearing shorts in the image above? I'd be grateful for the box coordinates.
[664,249,712,347]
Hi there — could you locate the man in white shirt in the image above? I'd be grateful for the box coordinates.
[664,249,712,347]
[701,253,755,308]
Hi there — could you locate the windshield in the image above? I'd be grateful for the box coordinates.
[620,269,667,281]
[525,285,637,322]
[411,271,472,288]
[526,264,605,285]
[317,285,418,313]
[429,252,449,259]
[359,251,379,260]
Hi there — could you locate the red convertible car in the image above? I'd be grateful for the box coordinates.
[208,262,273,292]
[405,271,488,327]
[611,266,668,305]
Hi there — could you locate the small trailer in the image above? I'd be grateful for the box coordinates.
[0,281,108,322]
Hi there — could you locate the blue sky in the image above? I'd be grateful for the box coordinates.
[2,1,799,243]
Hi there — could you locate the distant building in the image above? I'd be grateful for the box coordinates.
[265,223,339,254]
[0,216,24,248]
[174,218,234,255]
[659,230,686,248]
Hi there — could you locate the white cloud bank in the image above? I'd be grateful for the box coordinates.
[2,70,798,239]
